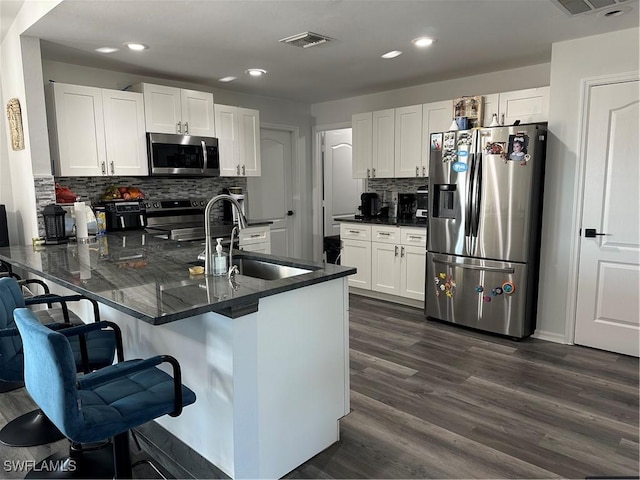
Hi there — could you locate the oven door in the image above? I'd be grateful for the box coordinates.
[148,133,219,176]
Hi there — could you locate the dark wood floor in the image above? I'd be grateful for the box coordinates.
[1,294,638,479]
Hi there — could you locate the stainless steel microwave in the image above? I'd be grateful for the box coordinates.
[147,133,220,176]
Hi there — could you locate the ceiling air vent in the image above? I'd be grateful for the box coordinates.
[551,0,629,16]
[279,32,333,48]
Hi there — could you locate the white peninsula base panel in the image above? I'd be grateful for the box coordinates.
[72,277,350,479]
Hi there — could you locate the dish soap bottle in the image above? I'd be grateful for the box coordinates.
[213,238,228,276]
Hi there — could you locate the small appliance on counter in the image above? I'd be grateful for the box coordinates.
[222,187,246,223]
[398,193,417,220]
[357,192,379,219]
[416,186,429,218]
[99,200,147,231]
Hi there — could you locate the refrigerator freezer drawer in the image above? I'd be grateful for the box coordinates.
[425,253,534,338]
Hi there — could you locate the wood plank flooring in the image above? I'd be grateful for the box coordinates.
[1,294,638,479]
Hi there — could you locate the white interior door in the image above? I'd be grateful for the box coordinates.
[247,128,294,258]
[574,79,639,357]
[323,129,363,237]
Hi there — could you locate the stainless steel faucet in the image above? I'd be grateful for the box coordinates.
[204,194,247,275]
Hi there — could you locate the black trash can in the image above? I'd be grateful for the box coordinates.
[323,235,341,265]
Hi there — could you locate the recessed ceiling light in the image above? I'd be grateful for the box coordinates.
[412,37,435,48]
[245,69,267,77]
[381,50,403,59]
[601,7,628,17]
[219,76,237,82]
[124,42,149,51]
[95,47,119,54]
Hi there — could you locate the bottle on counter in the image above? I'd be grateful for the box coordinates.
[213,238,228,276]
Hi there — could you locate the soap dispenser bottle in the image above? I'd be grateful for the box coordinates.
[213,238,228,276]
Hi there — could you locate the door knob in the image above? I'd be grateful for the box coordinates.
[287,210,294,216]
[584,228,608,238]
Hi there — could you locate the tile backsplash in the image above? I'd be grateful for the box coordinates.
[368,178,427,196]
[34,175,247,237]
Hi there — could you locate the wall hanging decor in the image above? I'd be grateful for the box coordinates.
[6,98,25,151]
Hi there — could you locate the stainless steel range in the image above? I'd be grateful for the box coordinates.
[144,198,233,241]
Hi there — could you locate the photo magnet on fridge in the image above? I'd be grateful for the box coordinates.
[507,134,530,163]
[430,133,442,150]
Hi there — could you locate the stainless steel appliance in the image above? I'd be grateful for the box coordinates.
[426,124,547,338]
[144,198,234,242]
[147,133,220,176]
[416,186,428,218]
[102,200,147,231]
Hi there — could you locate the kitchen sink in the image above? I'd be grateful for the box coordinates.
[233,257,314,281]
[190,256,316,281]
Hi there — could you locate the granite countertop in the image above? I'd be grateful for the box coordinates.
[0,233,355,325]
[337,216,428,227]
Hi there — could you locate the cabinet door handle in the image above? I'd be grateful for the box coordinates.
[366,168,370,178]
[378,232,391,236]
[394,245,399,256]
[184,121,189,134]
[110,161,115,175]
[401,246,405,257]
[416,166,419,177]
[372,167,376,178]
[422,166,426,176]
[242,165,246,176]
[236,165,241,175]
[177,121,182,134]
[408,235,423,240]
[348,230,361,234]
[250,234,261,238]
[101,162,106,175]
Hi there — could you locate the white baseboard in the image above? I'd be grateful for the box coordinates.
[532,329,569,344]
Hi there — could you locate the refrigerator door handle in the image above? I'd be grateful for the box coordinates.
[432,258,515,274]
[465,153,474,239]
[471,153,482,238]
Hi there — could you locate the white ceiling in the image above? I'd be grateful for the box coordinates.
[7,0,640,103]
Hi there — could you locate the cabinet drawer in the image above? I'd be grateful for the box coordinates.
[239,226,270,246]
[340,223,371,241]
[400,227,427,247]
[371,225,400,244]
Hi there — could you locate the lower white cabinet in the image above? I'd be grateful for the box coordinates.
[239,225,271,254]
[340,223,426,302]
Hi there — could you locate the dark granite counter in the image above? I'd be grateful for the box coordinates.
[337,216,427,227]
[0,233,355,325]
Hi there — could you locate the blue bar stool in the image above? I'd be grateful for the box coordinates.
[0,277,118,447]
[14,308,196,479]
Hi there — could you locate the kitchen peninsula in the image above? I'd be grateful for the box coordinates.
[0,233,355,479]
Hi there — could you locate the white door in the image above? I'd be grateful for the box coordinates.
[214,104,240,176]
[342,239,371,289]
[400,245,425,301]
[394,105,423,178]
[141,84,182,134]
[238,108,261,176]
[574,80,639,357]
[371,242,400,295]
[247,128,294,258]
[372,109,395,178]
[323,129,362,237]
[180,89,215,137]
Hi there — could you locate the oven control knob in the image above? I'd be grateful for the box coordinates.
[145,202,151,209]
[153,202,159,208]
[192,201,198,207]
[200,201,206,206]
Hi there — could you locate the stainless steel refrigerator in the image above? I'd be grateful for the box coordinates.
[426,124,547,338]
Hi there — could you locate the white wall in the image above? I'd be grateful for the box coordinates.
[535,27,640,342]
[310,63,551,126]
[0,1,61,245]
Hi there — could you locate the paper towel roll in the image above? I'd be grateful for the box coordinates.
[74,202,89,239]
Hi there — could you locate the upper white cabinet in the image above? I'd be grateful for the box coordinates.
[214,105,261,177]
[394,105,423,178]
[352,112,372,179]
[47,83,147,177]
[482,87,550,126]
[133,83,215,137]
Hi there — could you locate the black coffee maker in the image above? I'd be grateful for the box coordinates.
[359,193,379,219]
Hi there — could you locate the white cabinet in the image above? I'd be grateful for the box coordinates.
[352,112,372,179]
[239,225,271,254]
[482,87,550,126]
[133,83,215,137]
[421,100,453,176]
[340,224,372,289]
[371,225,425,300]
[47,83,147,177]
[340,223,426,302]
[214,105,261,177]
[394,105,423,178]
